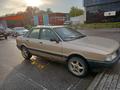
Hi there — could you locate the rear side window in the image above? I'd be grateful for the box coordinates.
[28,29,40,39]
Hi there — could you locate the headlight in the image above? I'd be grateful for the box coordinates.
[106,52,117,61]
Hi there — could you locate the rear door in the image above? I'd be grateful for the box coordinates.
[24,28,44,55]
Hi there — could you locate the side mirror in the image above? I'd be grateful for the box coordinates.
[50,38,59,43]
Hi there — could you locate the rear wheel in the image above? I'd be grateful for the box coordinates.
[68,57,88,77]
[5,36,7,39]
[21,46,32,59]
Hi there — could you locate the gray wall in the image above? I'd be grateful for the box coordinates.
[70,15,86,25]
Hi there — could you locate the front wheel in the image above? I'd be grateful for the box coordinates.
[68,57,88,77]
[21,46,32,59]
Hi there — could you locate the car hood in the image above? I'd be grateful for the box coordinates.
[69,36,119,54]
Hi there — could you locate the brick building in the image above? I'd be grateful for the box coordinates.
[33,13,69,25]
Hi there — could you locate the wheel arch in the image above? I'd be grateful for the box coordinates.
[19,44,28,50]
[66,54,89,66]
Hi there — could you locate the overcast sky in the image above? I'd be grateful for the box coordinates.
[0,0,84,16]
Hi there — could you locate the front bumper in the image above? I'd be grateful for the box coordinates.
[88,49,120,69]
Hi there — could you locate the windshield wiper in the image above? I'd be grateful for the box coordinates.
[75,35,86,39]
[64,35,86,41]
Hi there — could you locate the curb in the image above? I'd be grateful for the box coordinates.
[87,71,105,90]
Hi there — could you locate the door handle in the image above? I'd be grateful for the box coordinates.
[39,42,43,44]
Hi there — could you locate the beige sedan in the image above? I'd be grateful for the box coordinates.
[16,26,120,77]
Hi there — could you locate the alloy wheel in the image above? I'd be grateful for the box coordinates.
[68,60,85,76]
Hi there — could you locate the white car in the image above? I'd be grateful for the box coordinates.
[13,27,29,37]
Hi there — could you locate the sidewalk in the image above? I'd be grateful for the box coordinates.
[87,60,120,90]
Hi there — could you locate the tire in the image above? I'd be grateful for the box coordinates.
[5,36,7,40]
[68,57,88,77]
[21,46,32,59]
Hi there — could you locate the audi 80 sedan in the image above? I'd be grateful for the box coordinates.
[16,26,120,77]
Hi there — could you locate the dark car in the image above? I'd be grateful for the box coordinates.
[0,28,8,39]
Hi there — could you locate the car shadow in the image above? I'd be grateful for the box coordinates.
[0,56,96,90]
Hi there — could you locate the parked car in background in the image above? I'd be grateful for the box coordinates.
[5,28,14,36]
[16,26,120,77]
[12,27,29,37]
[64,21,72,25]
[0,28,8,39]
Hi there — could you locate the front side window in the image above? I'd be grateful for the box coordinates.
[40,28,58,41]
[28,28,40,39]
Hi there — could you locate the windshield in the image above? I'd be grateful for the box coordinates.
[54,27,86,41]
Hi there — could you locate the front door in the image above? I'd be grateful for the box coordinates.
[39,28,64,61]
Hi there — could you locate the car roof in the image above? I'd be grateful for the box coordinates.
[33,25,65,29]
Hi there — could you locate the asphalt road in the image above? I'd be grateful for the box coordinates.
[0,29,120,90]
[80,29,120,42]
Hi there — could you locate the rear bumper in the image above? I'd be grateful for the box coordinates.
[0,35,4,37]
[88,49,120,69]
[0,34,8,37]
